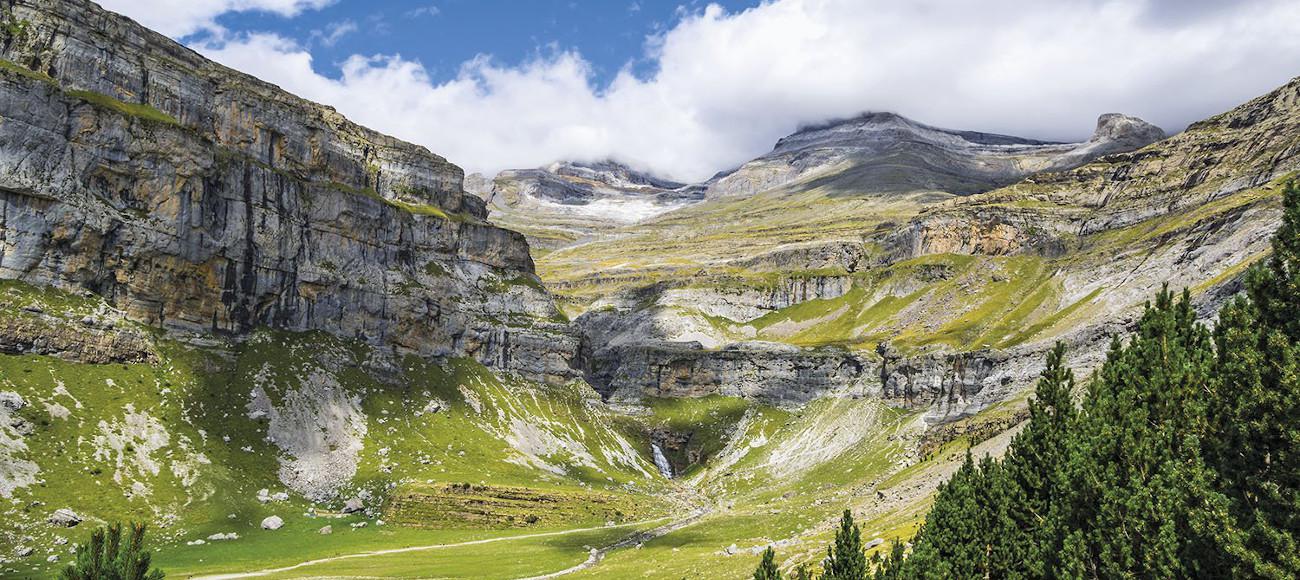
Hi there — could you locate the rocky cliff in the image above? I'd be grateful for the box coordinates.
[0,0,578,380]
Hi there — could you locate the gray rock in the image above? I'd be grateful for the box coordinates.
[0,392,24,412]
[341,498,364,514]
[318,525,332,535]
[14,546,32,558]
[47,509,81,527]
[260,516,284,530]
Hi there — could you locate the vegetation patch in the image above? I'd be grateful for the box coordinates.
[67,89,178,125]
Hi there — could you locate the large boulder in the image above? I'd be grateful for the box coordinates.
[48,508,81,527]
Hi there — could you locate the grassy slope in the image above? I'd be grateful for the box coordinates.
[0,283,671,578]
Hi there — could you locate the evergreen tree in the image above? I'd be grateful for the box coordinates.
[791,562,814,580]
[1003,342,1077,576]
[62,522,164,580]
[1061,287,1226,577]
[1207,180,1300,578]
[754,546,784,580]
[822,510,867,580]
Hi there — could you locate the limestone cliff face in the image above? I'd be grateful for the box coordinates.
[0,0,577,380]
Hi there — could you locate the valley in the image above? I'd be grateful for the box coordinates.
[1,0,1298,578]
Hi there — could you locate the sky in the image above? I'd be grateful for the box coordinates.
[99,0,1300,182]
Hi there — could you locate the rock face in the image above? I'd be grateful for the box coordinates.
[588,341,871,406]
[0,0,577,381]
[706,112,1165,198]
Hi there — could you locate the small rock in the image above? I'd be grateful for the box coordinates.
[261,516,283,530]
[270,492,289,502]
[350,522,367,529]
[724,543,738,556]
[421,399,446,415]
[185,540,205,546]
[0,392,25,412]
[14,547,33,558]
[20,305,42,314]
[341,498,364,514]
[318,525,332,535]
[52,537,67,546]
[46,555,58,563]
[207,532,239,541]
[866,538,884,549]
[80,316,96,326]
[48,509,82,527]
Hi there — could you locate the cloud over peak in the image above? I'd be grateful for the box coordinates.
[124,0,1300,182]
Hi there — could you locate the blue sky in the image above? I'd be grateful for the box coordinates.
[103,0,1300,181]
[202,1,760,89]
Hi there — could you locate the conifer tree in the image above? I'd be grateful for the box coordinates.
[822,510,867,580]
[1207,180,1300,578]
[62,522,164,580]
[754,546,784,580]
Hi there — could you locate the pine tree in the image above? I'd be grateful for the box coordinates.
[62,522,165,580]
[753,546,783,580]
[791,562,814,580]
[1061,287,1226,577]
[822,510,867,580]
[1206,180,1300,578]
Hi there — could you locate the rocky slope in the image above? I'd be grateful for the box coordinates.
[543,82,1295,423]
[0,0,577,381]
[468,160,704,253]
[705,112,1165,199]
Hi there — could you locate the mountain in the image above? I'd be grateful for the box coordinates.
[468,160,704,253]
[0,0,1296,578]
[705,111,1165,198]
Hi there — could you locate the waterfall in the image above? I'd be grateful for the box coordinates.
[651,443,674,479]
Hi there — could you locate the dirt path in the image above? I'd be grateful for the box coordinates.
[187,516,677,580]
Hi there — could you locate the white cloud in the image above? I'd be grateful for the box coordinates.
[406,5,441,18]
[170,1,1300,181]
[310,19,357,47]
[97,0,334,38]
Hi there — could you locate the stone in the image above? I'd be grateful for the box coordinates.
[207,532,239,541]
[261,516,284,530]
[318,525,332,535]
[866,538,884,549]
[47,509,81,527]
[341,498,364,514]
[14,547,32,558]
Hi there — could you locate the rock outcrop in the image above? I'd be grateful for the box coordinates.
[0,0,577,381]
[894,78,1300,262]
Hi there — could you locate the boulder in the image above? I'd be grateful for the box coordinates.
[341,498,364,514]
[261,516,284,530]
[318,525,333,535]
[48,509,82,527]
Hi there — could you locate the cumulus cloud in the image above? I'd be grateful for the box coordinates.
[97,0,334,38]
[170,1,1300,181]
